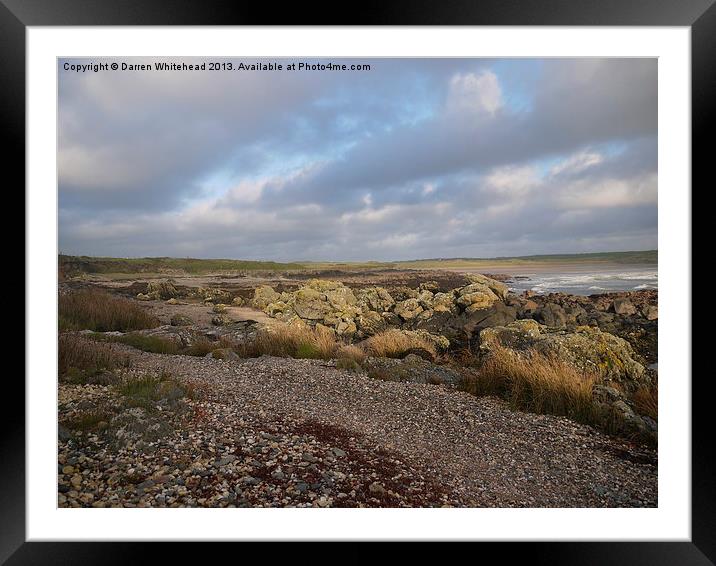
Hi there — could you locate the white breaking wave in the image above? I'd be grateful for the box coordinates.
[508,268,658,296]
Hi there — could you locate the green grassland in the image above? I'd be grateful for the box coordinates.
[396,250,657,269]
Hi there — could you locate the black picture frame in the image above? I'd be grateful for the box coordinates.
[6,0,708,561]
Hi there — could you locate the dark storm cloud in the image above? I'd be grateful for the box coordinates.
[58,58,657,260]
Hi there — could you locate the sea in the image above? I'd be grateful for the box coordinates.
[504,266,658,296]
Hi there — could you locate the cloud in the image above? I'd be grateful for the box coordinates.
[58,58,657,260]
[447,70,503,115]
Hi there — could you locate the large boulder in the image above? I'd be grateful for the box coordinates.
[431,291,457,313]
[613,297,637,316]
[293,287,334,320]
[252,286,281,310]
[394,298,424,321]
[356,310,387,336]
[356,287,395,312]
[535,303,567,328]
[479,321,648,390]
[465,273,509,301]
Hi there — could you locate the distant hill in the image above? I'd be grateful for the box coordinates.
[59,250,657,277]
[58,255,307,277]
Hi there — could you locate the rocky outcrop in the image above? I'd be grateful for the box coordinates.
[479,321,648,390]
[146,279,178,300]
[252,286,281,310]
[255,275,508,338]
[507,289,658,363]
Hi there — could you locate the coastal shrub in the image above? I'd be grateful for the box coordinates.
[236,324,340,360]
[58,334,131,382]
[361,329,437,360]
[59,289,159,332]
[464,344,597,421]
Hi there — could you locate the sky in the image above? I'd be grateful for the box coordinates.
[58,57,657,261]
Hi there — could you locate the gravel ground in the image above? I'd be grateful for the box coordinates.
[58,349,657,508]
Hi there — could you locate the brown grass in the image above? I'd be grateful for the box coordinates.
[464,344,597,421]
[633,383,658,421]
[58,334,131,382]
[59,289,159,332]
[361,329,436,359]
[336,344,367,365]
[236,324,340,360]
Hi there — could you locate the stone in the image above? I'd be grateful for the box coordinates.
[465,273,509,300]
[252,286,281,310]
[429,292,455,313]
[642,304,658,320]
[536,303,567,328]
[394,298,424,321]
[231,296,245,307]
[356,310,386,336]
[369,482,386,496]
[292,288,334,320]
[613,298,637,316]
[356,286,394,312]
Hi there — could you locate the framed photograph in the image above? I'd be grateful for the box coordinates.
[8,0,709,560]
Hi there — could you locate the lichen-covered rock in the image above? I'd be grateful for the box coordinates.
[465,273,509,301]
[293,287,335,320]
[356,287,395,312]
[394,298,424,321]
[431,291,456,313]
[456,283,499,311]
[416,290,434,310]
[146,279,178,300]
[479,321,647,389]
[356,310,386,336]
[252,286,281,310]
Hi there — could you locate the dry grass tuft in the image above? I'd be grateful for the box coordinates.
[361,329,436,359]
[633,383,658,421]
[59,334,131,383]
[236,324,340,360]
[59,289,159,332]
[336,344,367,365]
[464,344,597,421]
